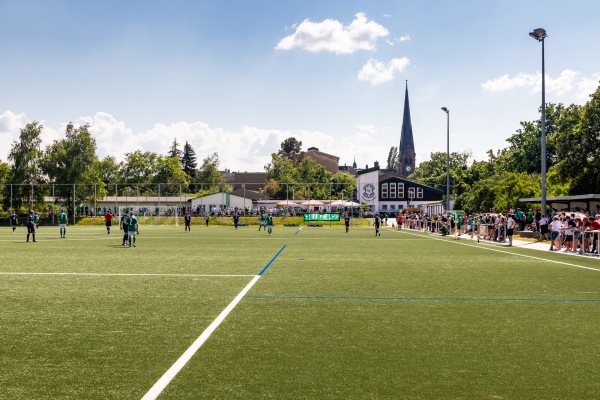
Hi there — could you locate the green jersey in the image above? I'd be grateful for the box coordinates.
[127,216,138,232]
[58,212,68,224]
[33,214,39,224]
[266,215,273,226]
[260,213,266,222]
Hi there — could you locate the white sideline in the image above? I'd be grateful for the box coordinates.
[141,274,261,400]
[399,229,600,273]
[0,272,254,277]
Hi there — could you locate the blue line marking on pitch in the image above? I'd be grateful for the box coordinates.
[295,227,302,235]
[244,295,600,303]
[258,245,287,276]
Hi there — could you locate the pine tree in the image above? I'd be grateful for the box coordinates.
[181,141,197,179]
[168,138,183,161]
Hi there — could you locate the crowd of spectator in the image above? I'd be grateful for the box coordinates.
[395,207,600,255]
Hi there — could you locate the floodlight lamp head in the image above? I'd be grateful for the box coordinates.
[529,28,547,41]
[441,107,448,113]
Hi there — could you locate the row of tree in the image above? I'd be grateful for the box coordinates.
[264,137,357,200]
[0,122,228,211]
[393,83,600,213]
[2,82,598,214]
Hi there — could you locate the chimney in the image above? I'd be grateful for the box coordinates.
[374,161,379,167]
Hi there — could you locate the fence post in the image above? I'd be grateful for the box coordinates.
[158,183,161,225]
[94,184,97,225]
[72,184,76,225]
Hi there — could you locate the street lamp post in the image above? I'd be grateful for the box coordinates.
[529,27,548,216]
[441,107,450,212]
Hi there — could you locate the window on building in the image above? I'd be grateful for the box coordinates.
[381,183,388,198]
[408,187,415,199]
[390,182,396,198]
[417,187,423,198]
[391,204,396,210]
[382,204,388,210]
[397,183,404,198]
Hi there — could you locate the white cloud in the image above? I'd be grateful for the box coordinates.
[0,111,30,162]
[357,57,410,85]
[576,73,600,101]
[480,72,540,92]
[481,69,598,99]
[1,111,392,173]
[398,35,411,42]
[275,12,388,54]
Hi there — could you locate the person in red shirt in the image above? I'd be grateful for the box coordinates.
[104,211,114,234]
[587,214,600,253]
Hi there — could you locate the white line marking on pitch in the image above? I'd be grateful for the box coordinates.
[141,275,260,400]
[0,272,255,277]
[141,244,286,400]
[399,230,600,273]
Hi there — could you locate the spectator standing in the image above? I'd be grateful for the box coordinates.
[506,214,516,246]
[549,216,562,251]
[539,214,549,240]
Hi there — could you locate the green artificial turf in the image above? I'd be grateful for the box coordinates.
[1,225,599,399]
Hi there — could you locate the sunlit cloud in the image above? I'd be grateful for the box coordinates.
[357,57,410,85]
[275,12,388,54]
[481,69,597,98]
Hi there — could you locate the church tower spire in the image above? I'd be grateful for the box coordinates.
[398,81,415,176]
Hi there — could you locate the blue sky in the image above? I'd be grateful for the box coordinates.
[1,0,599,173]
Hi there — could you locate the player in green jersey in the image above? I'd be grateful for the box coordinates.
[258,211,266,231]
[266,212,274,235]
[32,210,39,232]
[127,210,139,247]
[58,209,68,238]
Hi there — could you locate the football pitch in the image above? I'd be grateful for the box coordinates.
[1,224,600,399]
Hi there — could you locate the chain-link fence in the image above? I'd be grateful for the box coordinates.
[1,182,360,225]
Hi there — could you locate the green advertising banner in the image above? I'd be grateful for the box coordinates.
[304,213,340,221]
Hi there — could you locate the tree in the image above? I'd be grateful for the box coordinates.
[181,141,197,179]
[503,103,562,174]
[117,150,160,195]
[5,121,45,211]
[410,151,471,192]
[41,123,101,209]
[458,171,540,213]
[95,156,119,194]
[168,138,183,160]
[295,157,332,199]
[330,172,357,199]
[153,156,190,195]
[264,153,296,198]
[197,153,230,194]
[0,161,10,212]
[386,146,398,171]
[278,137,303,166]
[550,84,600,193]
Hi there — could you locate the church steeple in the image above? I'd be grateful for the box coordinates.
[398,81,415,176]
